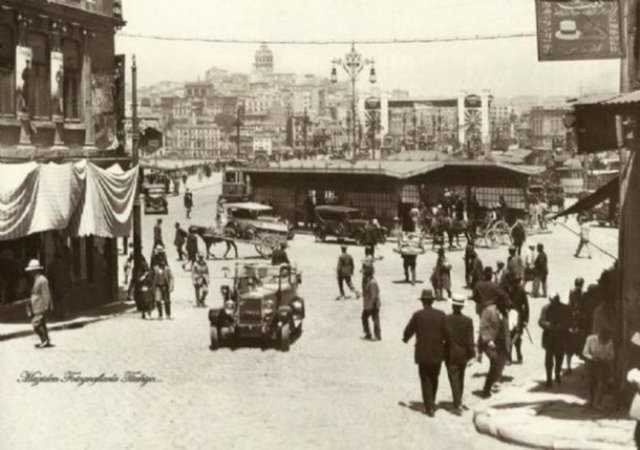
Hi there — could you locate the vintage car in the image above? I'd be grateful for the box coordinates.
[313,205,387,244]
[208,263,305,351]
[143,184,168,214]
[222,202,294,241]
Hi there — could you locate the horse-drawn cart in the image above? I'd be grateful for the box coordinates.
[189,225,286,259]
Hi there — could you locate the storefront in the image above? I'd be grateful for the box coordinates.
[0,160,137,321]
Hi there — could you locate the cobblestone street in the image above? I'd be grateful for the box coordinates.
[0,177,619,450]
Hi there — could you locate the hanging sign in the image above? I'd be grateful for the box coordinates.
[535,0,622,61]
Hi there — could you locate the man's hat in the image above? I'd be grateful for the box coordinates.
[508,245,516,253]
[154,245,165,253]
[451,293,466,307]
[437,247,445,255]
[340,245,348,250]
[25,259,43,272]
[528,244,535,249]
[419,289,436,302]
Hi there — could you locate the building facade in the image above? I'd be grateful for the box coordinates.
[529,106,570,150]
[0,0,127,318]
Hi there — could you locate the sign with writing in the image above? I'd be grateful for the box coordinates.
[536,0,622,61]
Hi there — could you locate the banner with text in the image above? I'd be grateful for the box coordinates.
[535,0,622,61]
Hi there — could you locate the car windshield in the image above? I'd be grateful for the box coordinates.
[256,208,274,217]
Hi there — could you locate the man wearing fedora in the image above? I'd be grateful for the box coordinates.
[25,259,53,348]
[403,288,448,417]
[478,295,508,398]
[445,293,475,414]
[152,247,174,319]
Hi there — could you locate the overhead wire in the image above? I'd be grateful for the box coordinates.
[116,31,537,46]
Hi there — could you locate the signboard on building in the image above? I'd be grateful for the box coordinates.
[535,0,622,61]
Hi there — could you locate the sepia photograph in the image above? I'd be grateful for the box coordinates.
[1,0,640,449]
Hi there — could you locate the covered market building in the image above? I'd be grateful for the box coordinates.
[235,157,543,228]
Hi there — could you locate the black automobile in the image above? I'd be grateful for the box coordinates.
[208,263,305,352]
[143,184,168,215]
[313,205,387,245]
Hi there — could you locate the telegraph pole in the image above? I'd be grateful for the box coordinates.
[131,55,143,311]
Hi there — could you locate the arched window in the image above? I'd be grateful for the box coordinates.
[63,39,80,119]
[27,32,49,118]
[0,25,14,115]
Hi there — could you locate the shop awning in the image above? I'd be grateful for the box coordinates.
[553,176,619,219]
[0,160,138,241]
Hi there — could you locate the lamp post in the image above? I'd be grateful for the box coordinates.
[330,42,376,161]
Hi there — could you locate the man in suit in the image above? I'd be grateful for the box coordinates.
[539,292,569,387]
[362,270,381,341]
[533,243,549,298]
[336,245,359,299]
[153,218,163,249]
[445,293,475,414]
[403,289,449,417]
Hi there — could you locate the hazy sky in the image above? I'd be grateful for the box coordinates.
[115,0,620,98]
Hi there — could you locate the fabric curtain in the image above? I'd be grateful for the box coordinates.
[0,160,138,241]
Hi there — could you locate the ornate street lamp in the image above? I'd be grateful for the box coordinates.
[330,42,376,161]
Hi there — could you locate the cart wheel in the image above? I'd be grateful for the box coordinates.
[210,326,220,350]
[280,323,291,352]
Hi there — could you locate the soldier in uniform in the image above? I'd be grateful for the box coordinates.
[403,289,448,417]
[445,294,475,414]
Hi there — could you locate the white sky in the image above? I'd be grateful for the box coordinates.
[115,0,620,98]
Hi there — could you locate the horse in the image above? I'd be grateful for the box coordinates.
[188,225,239,259]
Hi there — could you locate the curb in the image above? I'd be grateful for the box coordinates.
[473,408,633,450]
[0,302,133,342]
[0,317,107,342]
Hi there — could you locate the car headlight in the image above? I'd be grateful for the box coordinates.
[263,299,275,314]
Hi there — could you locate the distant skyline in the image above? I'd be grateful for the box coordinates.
[115,0,620,98]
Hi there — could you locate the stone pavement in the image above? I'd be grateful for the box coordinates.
[473,376,636,449]
[0,178,625,450]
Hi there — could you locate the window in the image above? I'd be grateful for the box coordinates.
[63,40,81,119]
[0,26,14,115]
[27,32,49,118]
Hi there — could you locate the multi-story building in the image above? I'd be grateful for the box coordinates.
[529,106,570,150]
[170,120,221,158]
[253,131,273,156]
[0,0,128,317]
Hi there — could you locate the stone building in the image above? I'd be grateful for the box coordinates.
[0,0,129,319]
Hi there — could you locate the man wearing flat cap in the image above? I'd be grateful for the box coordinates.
[445,294,475,413]
[403,289,449,417]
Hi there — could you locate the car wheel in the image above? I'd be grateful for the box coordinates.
[210,326,220,350]
[280,323,291,352]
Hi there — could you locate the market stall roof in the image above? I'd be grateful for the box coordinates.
[239,159,544,179]
[570,90,640,111]
[553,176,618,219]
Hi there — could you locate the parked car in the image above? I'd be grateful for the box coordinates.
[143,185,168,214]
[313,205,387,244]
[222,202,294,240]
[208,263,305,351]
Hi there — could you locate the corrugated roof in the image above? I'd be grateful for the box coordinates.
[241,159,544,178]
[570,90,640,107]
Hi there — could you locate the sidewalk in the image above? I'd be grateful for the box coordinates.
[473,375,636,450]
[0,301,134,342]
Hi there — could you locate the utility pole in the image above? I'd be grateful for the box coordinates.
[235,102,244,160]
[131,55,143,312]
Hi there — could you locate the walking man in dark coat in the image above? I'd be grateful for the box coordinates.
[533,243,549,298]
[183,228,199,271]
[336,245,359,299]
[271,242,290,266]
[403,289,448,417]
[445,293,475,414]
[184,189,194,219]
[362,270,381,341]
[153,218,163,249]
[508,277,530,364]
[479,298,507,398]
[539,292,569,387]
[174,222,187,261]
